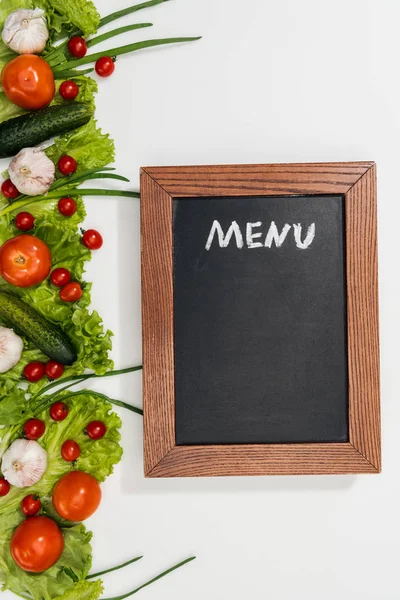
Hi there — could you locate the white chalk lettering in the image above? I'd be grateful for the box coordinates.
[205,220,244,250]
[246,222,263,248]
[293,223,315,249]
[264,221,291,248]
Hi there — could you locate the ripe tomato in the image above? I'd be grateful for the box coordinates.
[45,360,64,379]
[0,477,10,497]
[60,281,83,302]
[86,421,107,440]
[11,516,64,573]
[53,471,101,521]
[0,235,51,288]
[24,419,45,440]
[59,80,79,100]
[21,494,41,517]
[24,361,46,383]
[15,212,35,232]
[1,55,55,110]
[1,179,19,199]
[50,402,69,422]
[58,155,77,176]
[68,36,87,58]
[58,197,77,217]
[50,267,71,287]
[61,440,81,462]
[95,56,115,77]
[82,229,103,250]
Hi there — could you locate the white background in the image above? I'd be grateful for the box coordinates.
[3,0,400,598]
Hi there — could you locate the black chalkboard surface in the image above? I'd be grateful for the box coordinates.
[173,195,348,445]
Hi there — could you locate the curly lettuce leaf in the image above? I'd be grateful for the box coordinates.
[43,0,100,37]
[54,580,103,600]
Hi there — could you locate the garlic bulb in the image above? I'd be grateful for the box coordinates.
[2,8,49,55]
[0,327,23,374]
[9,148,55,196]
[1,439,47,488]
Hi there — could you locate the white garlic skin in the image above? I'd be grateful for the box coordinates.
[9,148,55,196]
[0,327,24,374]
[1,439,47,488]
[2,8,49,55]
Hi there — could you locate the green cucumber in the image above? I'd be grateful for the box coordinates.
[0,103,92,159]
[0,291,77,365]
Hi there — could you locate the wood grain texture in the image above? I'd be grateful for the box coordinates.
[140,162,381,477]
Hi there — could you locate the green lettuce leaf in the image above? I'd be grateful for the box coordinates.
[42,0,100,38]
[54,579,103,600]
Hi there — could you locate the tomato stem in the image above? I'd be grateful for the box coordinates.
[87,555,143,579]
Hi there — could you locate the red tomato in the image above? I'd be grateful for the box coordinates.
[50,402,69,422]
[60,282,83,302]
[58,197,77,217]
[95,56,115,77]
[53,471,101,521]
[82,229,103,250]
[59,80,79,100]
[21,494,41,517]
[11,516,64,573]
[86,421,107,440]
[23,362,46,383]
[45,360,64,380]
[1,179,19,199]
[0,478,10,497]
[24,419,45,440]
[58,155,77,176]
[0,235,51,288]
[15,212,35,232]
[50,268,71,287]
[67,36,87,58]
[1,55,55,110]
[61,440,81,462]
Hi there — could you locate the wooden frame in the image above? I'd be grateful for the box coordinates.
[141,162,380,477]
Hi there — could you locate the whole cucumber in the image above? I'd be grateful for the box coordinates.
[0,291,77,365]
[0,103,92,159]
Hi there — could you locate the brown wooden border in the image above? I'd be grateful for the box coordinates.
[140,163,380,477]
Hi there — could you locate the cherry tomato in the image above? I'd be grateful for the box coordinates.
[82,229,103,250]
[61,440,81,462]
[50,401,69,422]
[11,516,64,573]
[95,56,115,77]
[21,494,41,517]
[58,197,77,217]
[45,360,64,380]
[23,361,46,383]
[24,419,45,440]
[50,267,71,287]
[59,80,79,100]
[1,179,19,199]
[1,55,55,110]
[0,235,51,288]
[67,36,87,58]
[0,477,10,497]
[53,471,101,521]
[86,421,107,440]
[58,155,77,176]
[60,281,83,302]
[15,212,35,232]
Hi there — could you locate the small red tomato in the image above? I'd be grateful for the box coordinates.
[58,197,77,217]
[61,440,81,462]
[1,179,19,199]
[45,360,64,380]
[50,267,71,287]
[59,80,79,100]
[95,56,115,77]
[67,36,87,58]
[50,401,69,422]
[86,420,107,440]
[24,362,46,383]
[24,419,45,440]
[60,281,83,302]
[58,155,77,176]
[15,212,35,231]
[0,477,10,497]
[82,229,103,250]
[21,494,41,517]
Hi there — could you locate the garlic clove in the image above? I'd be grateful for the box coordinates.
[1,439,47,488]
[0,326,23,374]
[9,148,55,196]
[2,8,49,55]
